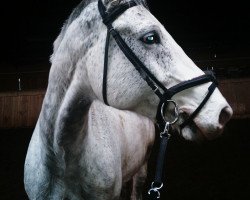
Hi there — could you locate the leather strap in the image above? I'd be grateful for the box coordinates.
[102,29,111,105]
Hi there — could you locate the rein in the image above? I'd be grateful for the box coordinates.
[97,0,218,199]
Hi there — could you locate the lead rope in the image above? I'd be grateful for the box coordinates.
[148,101,179,199]
[148,122,171,199]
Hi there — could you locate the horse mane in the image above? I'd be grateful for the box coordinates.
[50,0,94,62]
[50,0,147,62]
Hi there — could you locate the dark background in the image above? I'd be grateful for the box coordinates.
[1,0,250,78]
[1,0,250,199]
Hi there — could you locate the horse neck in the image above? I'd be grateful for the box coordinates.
[38,4,101,146]
[36,52,101,195]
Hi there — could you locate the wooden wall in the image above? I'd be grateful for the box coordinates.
[219,78,250,118]
[0,91,45,129]
[0,78,249,128]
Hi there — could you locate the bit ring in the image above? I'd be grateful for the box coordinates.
[161,100,179,124]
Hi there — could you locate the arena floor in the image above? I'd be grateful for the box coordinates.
[1,118,250,200]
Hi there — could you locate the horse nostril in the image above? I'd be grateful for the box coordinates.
[219,106,233,126]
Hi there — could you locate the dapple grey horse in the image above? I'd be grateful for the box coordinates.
[24,0,232,199]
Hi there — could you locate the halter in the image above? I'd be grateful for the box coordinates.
[98,0,218,199]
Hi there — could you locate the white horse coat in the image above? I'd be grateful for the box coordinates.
[24,0,232,199]
[25,100,154,199]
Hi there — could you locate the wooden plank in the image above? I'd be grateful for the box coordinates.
[219,78,250,118]
[2,96,13,128]
[0,90,45,129]
[0,96,3,127]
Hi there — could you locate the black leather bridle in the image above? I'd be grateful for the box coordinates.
[98,0,218,199]
[98,0,217,130]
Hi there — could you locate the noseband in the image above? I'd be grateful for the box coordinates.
[98,0,218,198]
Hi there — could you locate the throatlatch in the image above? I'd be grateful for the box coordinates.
[98,0,218,199]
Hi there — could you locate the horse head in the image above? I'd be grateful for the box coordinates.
[86,0,232,140]
[49,0,232,142]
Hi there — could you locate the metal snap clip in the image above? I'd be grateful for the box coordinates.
[148,182,163,199]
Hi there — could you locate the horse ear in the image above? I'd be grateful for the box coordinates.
[102,0,122,10]
[102,0,148,10]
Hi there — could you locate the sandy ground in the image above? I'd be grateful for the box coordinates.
[0,119,250,200]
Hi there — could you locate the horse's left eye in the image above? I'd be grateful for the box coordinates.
[141,32,160,45]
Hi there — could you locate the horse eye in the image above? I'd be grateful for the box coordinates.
[141,32,160,45]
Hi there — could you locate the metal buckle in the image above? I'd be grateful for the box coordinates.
[153,85,159,93]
